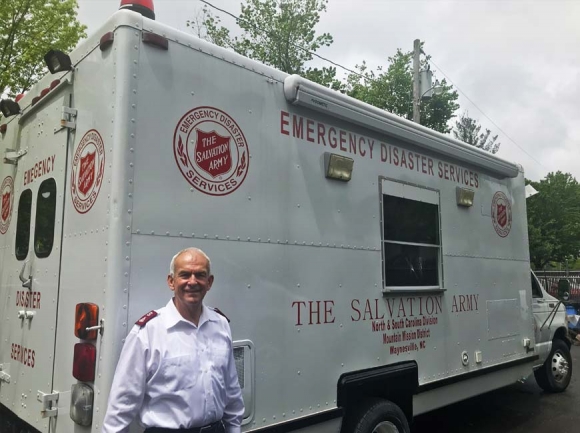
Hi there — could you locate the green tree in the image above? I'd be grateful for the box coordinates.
[0,0,86,98]
[526,172,580,269]
[188,0,336,86]
[453,111,500,154]
[340,47,460,134]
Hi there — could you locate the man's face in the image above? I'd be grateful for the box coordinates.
[167,251,214,312]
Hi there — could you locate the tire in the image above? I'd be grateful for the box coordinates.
[534,339,572,392]
[346,399,410,433]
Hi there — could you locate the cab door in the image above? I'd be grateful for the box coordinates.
[531,271,555,364]
[0,85,71,433]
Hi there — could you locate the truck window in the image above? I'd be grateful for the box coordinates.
[381,180,441,290]
[531,273,543,298]
[15,189,33,261]
[34,178,57,258]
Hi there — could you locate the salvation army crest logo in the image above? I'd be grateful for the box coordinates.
[71,129,105,214]
[173,107,249,196]
[0,176,14,234]
[491,191,512,237]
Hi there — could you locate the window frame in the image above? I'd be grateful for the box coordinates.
[380,177,444,293]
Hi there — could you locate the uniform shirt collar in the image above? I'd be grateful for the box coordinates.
[163,298,220,329]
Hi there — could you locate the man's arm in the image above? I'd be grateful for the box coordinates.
[102,329,148,433]
[222,337,245,433]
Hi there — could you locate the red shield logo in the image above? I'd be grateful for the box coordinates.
[1,192,10,221]
[78,151,96,195]
[497,204,507,227]
[194,129,232,178]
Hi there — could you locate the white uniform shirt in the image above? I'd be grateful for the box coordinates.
[102,299,244,433]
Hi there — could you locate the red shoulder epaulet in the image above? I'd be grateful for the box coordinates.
[135,310,158,327]
[212,307,230,323]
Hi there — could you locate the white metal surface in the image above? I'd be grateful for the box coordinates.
[0,82,71,432]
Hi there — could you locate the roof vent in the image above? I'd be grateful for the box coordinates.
[119,0,155,20]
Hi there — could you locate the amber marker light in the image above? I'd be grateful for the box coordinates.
[74,303,99,340]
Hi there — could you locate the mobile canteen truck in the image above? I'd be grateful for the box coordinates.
[0,1,571,432]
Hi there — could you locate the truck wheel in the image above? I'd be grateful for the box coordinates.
[534,339,572,392]
[347,399,410,433]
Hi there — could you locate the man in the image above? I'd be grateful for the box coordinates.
[103,248,244,433]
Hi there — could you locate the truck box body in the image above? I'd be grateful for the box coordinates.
[0,9,568,433]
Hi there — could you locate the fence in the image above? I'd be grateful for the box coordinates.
[534,271,580,301]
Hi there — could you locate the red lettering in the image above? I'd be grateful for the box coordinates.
[339,130,347,152]
[309,300,321,325]
[293,115,304,139]
[329,128,337,148]
[358,137,366,157]
[428,158,434,176]
[324,301,335,324]
[280,111,289,135]
[363,299,373,320]
[381,143,388,162]
[318,123,326,146]
[292,301,306,326]
[351,299,361,321]
[306,119,315,143]
[368,140,375,159]
[349,135,357,155]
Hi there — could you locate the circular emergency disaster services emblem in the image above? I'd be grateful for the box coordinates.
[491,191,512,237]
[0,176,14,234]
[173,107,249,196]
[71,129,105,214]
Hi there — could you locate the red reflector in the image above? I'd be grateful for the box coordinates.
[15,94,25,103]
[100,32,115,51]
[142,32,168,50]
[75,303,99,340]
[72,343,96,382]
[31,96,40,106]
[0,124,6,134]
[50,79,60,89]
[40,88,50,97]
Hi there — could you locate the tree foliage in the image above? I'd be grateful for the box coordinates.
[189,0,336,86]
[453,111,500,154]
[526,172,580,269]
[0,0,86,98]
[339,48,460,134]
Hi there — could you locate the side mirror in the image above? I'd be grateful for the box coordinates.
[557,279,571,301]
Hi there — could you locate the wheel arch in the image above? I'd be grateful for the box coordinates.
[337,361,417,425]
[553,326,571,349]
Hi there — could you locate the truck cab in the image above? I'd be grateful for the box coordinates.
[531,270,572,392]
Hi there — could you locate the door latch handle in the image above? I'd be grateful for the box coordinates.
[19,260,31,289]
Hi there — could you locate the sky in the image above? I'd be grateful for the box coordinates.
[76,0,580,182]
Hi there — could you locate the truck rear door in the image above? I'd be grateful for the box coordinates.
[0,84,71,432]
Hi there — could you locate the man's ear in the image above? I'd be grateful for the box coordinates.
[207,274,214,289]
[167,274,175,291]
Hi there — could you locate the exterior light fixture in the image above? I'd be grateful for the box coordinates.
[0,99,21,117]
[44,50,73,74]
[456,186,474,207]
[324,152,353,182]
[70,383,94,426]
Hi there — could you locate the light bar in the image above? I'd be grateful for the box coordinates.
[283,75,519,179]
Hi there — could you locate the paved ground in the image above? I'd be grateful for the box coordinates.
[412,344,580,432]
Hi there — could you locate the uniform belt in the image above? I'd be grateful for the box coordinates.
[145,420,224,433]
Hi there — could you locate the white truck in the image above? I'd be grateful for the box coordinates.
[0,1,571,432]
